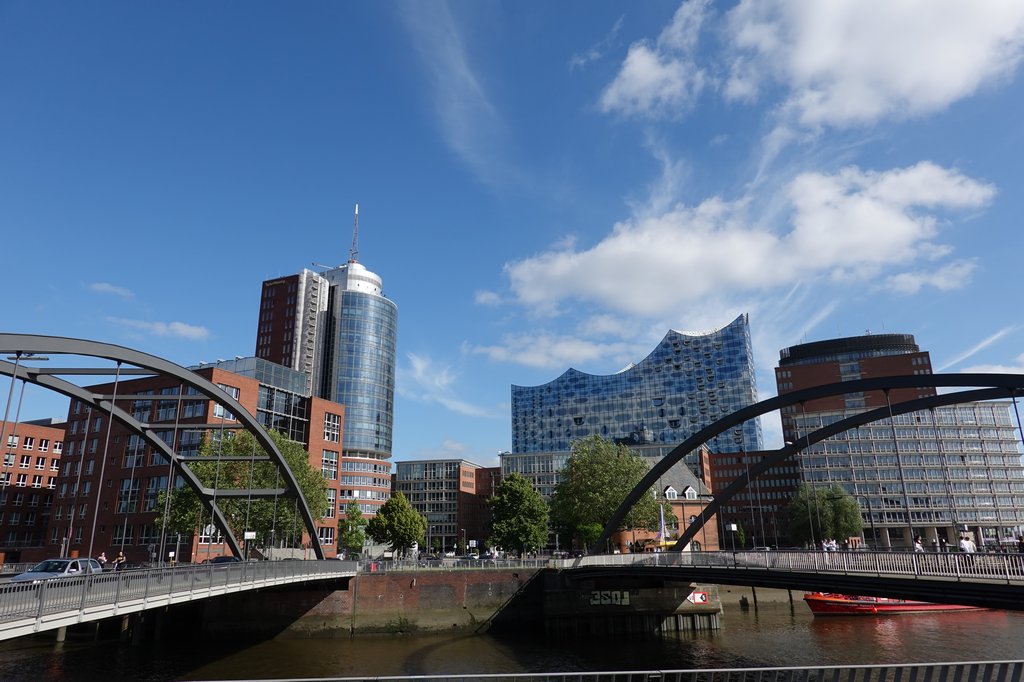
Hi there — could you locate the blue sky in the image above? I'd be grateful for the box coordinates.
[3,1,1024,466]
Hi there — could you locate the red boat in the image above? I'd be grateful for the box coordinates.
[803,592,983,615]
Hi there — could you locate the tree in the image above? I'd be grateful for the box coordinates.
[549,435,662,552]
[488,472,549,556]
[155,430,328,555]
[784,484,863,547]
[365,492,426,557]
[338,500,368,558]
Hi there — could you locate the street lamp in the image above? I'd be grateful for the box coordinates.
[461,528,467,554]
[727,523,737,550]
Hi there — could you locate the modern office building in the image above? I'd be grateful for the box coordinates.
[0,419,65,562]
[255,212,398,499]
[46,359,350,565]
[392,459,497,554]
[776,333,1024,549]
[510,314,763,472]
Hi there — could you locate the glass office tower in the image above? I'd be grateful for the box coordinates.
[320,261,398,462]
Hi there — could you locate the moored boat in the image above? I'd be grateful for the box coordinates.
[803,592,982,615]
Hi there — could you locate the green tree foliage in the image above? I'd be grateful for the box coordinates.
[488,472,549,556]
[365,492,426,556]
[549,435,662,551]
[337,500,368,558]
[784,484,863,547]
[155,430,328,552]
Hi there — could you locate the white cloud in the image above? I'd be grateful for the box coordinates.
[107,318,210,340]
[502,162,993,317]
[471,331,640,371]
[600,0,710,118]
[937,326,1019,371]
[725,0,1024,127]
[885,260,977,295]
[399,352,495,418]
[89,282,134,299]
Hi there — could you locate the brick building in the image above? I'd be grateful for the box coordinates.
[48,358,353,564]
[0,419,65,562]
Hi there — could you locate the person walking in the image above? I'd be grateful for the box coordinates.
[112,551,126,571]
[98,551,107,569]
[913,535,925,552]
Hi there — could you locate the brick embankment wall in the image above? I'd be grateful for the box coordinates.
[199,570,535,638]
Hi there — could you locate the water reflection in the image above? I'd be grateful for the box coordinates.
[0,603,1021,681]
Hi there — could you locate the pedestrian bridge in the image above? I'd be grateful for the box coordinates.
[555,549,1024,610]
[0,559,356,640]
[2,550,1023,641]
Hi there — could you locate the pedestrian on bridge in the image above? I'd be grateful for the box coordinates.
[112,551,126,571]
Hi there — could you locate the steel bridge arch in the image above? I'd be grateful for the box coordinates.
[596,373,1024,553]
[0,334,325,560]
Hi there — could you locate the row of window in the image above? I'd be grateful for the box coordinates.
[4,436,61,452]
[0,473,55,488]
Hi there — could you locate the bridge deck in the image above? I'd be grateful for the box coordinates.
[0,560,355,640]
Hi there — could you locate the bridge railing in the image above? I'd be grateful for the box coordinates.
[557,549,1024,584]
[0,559,357,624]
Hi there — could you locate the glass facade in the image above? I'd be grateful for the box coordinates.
[322,288,398,460]
[511,314,762,457]
[200,357,310,442]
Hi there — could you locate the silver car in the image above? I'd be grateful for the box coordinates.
[11,558,104,583]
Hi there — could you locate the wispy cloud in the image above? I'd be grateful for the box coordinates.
[470,331,640,371]
[107,317,210,340]
[569,15,624,71]
[399,352,496,418]
[399,1,516,188]
[89,282,134,299]
[937,325,1019,371]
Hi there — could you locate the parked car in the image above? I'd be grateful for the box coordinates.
[202,556,242,564]
[11,558,104,583]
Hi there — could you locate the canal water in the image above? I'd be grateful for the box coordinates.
[0,597,1021,680]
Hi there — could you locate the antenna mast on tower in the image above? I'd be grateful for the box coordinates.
[349,203,359,263]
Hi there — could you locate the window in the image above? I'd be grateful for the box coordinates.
[6,435,17,448]
[23,437,34,450]
[324,413,341,443]
[664,487,678,500]
[35,456,46,470]
[213,384,240,420]
[325,488,336,518]
[39,438,49,452]
[318,526,335,546]
[19,455,30,468]
[322,450,339,480]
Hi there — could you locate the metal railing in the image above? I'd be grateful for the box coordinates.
[0,559,356,639]
[556,549,1024,584]
[222,660,1024,682]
